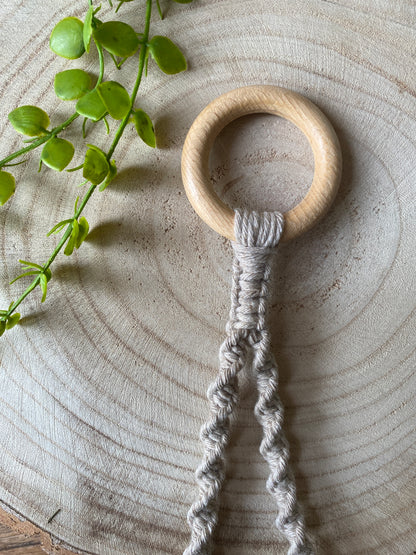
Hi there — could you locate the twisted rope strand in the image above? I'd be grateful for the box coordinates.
[253,342,315,554]
[184,330,250,555]
[185,209,314,555]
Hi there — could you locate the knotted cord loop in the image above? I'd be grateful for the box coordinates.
[184,210,315,555]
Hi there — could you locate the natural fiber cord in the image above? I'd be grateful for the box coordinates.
[184,209,315,555]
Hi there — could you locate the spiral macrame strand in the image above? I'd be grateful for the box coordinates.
[184,210,315,555]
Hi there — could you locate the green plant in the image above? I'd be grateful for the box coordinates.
[0,0,193,336]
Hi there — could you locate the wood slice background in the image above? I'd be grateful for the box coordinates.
[0,1,415,554]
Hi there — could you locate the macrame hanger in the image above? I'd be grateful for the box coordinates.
[184,209,315,554]
[181,85,342,555]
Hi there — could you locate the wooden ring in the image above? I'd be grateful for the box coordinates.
[181,85,342,242]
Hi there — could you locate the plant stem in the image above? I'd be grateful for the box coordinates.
[0,42,105,171]
[0,113,79,169]
[3,0,153,321]
[5,181,96,318]
[107,0,152,160]
[0,38,105,172]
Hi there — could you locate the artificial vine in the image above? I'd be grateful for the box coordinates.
[0,0,193,336]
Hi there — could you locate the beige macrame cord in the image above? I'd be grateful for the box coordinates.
[184,209,315,555]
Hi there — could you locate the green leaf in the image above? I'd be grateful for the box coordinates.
[83,7,94,53]
[85,144,105,154]
[72,218,80,241]
[0,320,5,337]
[8,106,50,137]
[64,220,79,256]
[41,138,75,171]
[97,81,131,120]
[74,196,80,214]
[18,260,43,271]
[47,218,73,236]
[76,217,89,248]
[93,21,140,58]
[83,146,109,185]
[54,69,92,101]
[6,313,20,330]
[0,171,16,205]
[133,109,156,148]
[9,270,39,285]
[39,273,48,302]
[76,89,107,121]
[64,235,76,256]
[148,35,187,74]
[50,17,85,59]
[99,159,117,191]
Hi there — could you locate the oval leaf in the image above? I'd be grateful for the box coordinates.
[76,89,107,121]
[99,160,117,192]
[0,171,16,205]
[64,236,76,256]
[76,217,89,248]
[83,7,94,53]
[6,313,20,330]
[83,147,109,185]
[93,21,140,57]
[97,81,131,120]
[54,69,92,101]
[8,106,50,137]
[39,273,48,302]
[41,138,75,171]
[133,109,156,148]
[148,35,187,74]
[50,17,85,59]
[64,220,79,256]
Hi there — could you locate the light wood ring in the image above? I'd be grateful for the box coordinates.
[181,85,342,241]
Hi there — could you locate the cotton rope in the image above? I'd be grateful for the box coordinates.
[184,209,315,555]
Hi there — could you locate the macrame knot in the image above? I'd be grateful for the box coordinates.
[230,209,284,332]
[234,209,284,248]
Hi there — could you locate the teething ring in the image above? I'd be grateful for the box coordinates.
[181,85,342,242]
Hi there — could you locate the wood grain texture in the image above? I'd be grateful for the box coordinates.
[182,85,342,242]
[0,1,415,554]
[0,503,76,554]
[0,521,46,554]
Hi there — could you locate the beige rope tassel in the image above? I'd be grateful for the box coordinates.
[184,209,315,555]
